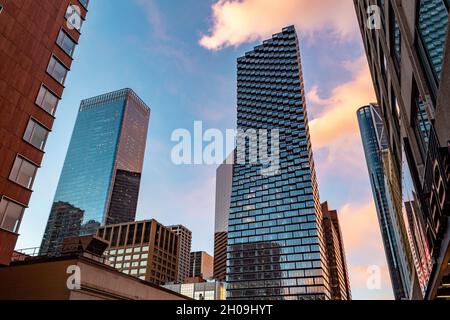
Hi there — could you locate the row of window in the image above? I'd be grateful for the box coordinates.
[107,246,149,255]
[227,277,324,289]
[109,253,149,262]
[112,261,147,269]
[1,4,84,233]
[227,267,324,281]
[228,244,321,258]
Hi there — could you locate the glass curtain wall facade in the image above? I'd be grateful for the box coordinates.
[40,89,150,256]
[354,0,450,299]
[227,26,330,300]
[357,104,416,299]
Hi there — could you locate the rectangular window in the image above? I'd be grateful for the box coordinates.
[47,56,68,84]
[9,156,38,189]
[79,0,89,9]
[57,29,76,56]
[36,85,59,115]
[23,119,49,150]
[0,198,25,233]
[65,5,83,31]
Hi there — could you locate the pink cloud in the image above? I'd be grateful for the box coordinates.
[308,55,376,150]
[200,0,359,50]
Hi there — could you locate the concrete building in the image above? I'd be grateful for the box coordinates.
[0,0,89,266]
[40,89,150,257]
[321,202,352,300]
[354,0,450,299]
[190,251,213,280]
[97,219,178,286]
[168,225,192,283]
[214,153,234,282]
[163,281,225,300]
[0,236,187,300]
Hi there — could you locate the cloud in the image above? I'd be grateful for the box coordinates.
[308,55,376,150]
[338,201,384,259]
[134,0,170,41]
[200,0,359,50]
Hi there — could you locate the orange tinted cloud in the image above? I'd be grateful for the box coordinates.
[308,55,376,150]
[338,201,383,255]
[200,0,359,50]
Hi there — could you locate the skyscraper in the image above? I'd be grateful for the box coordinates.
[190,251,214,280]
[357,104,419,299]
[0,0,89,265]
[214,153,234,282]
[168,225,192,283]
[227,26,330,300]
[354,0,450,299]
[321,202,351,300]
[40,88,150,256]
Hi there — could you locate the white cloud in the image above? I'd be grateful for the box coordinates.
[200,0,359,50]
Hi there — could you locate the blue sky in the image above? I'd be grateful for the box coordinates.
[17,0,393,299]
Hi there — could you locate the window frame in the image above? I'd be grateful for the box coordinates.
[46,55,70,85]
[23,117,51,151]
[65,4,84,33]
[0,196,26,234]
[35,84,61,116]
[78,0,89,10]
[8,154,40,190]
[56,28,78,57]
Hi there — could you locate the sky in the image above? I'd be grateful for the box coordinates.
[17,0,394,300]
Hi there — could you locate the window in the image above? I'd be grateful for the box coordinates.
[65,5,83,31]
[9,156,38,189]
[79,0,89,9]
[0,198,25,233]
[57,29,76,56]
[23,119,49,150]
[47,56,68,84]
[36,85,59,115]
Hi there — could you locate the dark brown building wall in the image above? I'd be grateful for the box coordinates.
[0,0,88,263]
[213,231,227,281]
[0,228,18,265]
[321,202,351,300]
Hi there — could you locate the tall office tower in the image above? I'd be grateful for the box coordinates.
[321,202,352,300]
[354,0,450,299]
[227,26,330,300]
[214,153,234,281]
[40,89,150,256]
[357,104,420,299]
[168,225,192,283]
[190,251,214,280]
[0,0,89,265]
[97,220,179,286]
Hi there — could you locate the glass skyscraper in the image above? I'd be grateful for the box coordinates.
[357,104,417,300]
[40,88,150,256]
[354,0,449,299]
[227,26,330,300]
